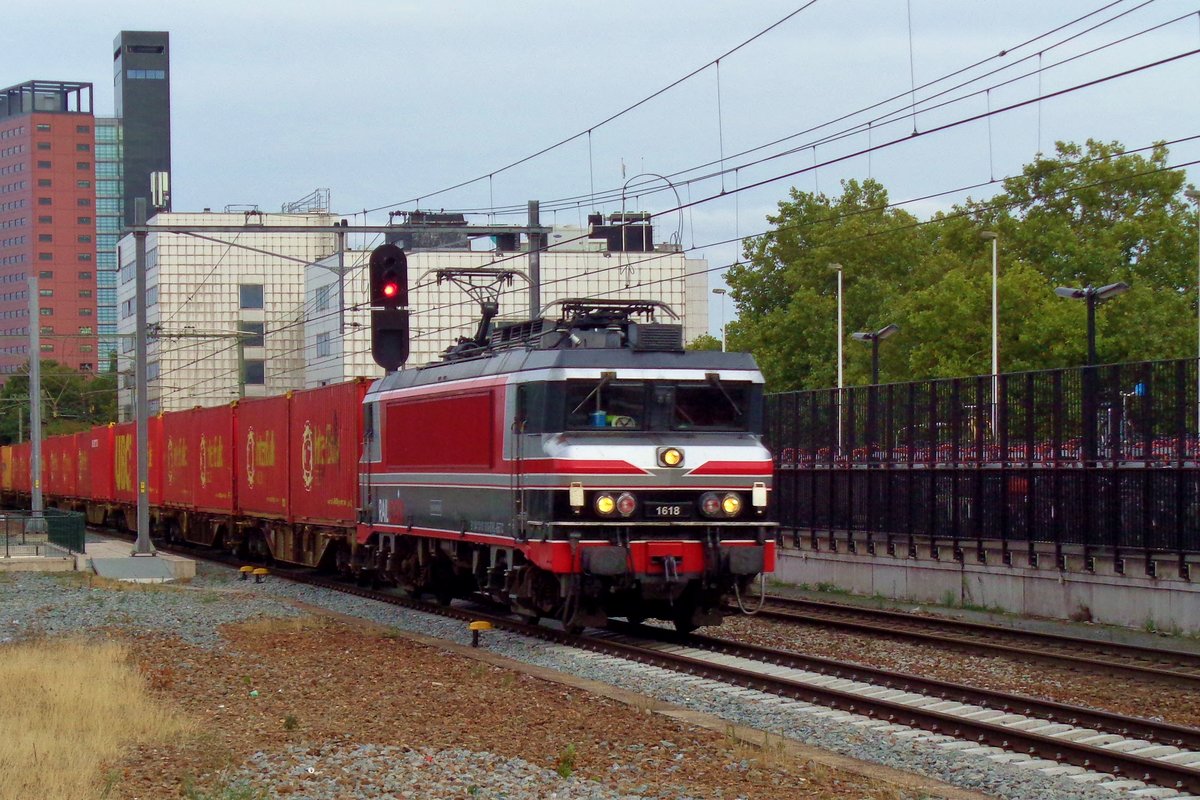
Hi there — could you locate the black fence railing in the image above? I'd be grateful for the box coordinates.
[0,508,86,556]
[765,358,1200,566]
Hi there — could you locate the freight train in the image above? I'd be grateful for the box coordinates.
[0,298,776,632]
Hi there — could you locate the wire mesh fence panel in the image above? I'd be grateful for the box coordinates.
[765,358,1200,558]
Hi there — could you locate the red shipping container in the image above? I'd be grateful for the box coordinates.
[84,424,115,502]
[0,445,12,493]
[190,405,235,513]
[44,434,78,498]
[112,418,163,505]
[235,394,290,520]
[12,441,31,493]
[289,380,366,526]
[161,410,196,510]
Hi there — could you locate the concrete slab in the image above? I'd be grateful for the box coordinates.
[91,556,176,583]
[79,537,195,580]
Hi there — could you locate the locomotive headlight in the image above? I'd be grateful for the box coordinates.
[657,447,684,468]
[616,492,637,518]
[699,492,722,518]
[721,493,742,517]
[594,493,617,516]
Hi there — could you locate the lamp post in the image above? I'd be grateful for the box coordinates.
[1056,282,1130,460]
[712,287,727,352]
[851,324,900,385]
[980,231,999,438]
[830,263,844,455]
[1186,188,1200,431]
[1054,282,1130,367]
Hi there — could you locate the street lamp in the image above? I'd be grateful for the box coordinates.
[1054,282,1130,366]
[980,231,999,439]
[1056,282,1130,463]
[711,287,727,352]
[830,263,844,456]
[1185,188,1200,431]
[851,324,900,385]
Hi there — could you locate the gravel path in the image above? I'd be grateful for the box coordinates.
[2,564,1173,799]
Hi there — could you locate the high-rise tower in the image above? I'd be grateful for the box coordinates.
[0,81,99,375]
[113,31,171,226]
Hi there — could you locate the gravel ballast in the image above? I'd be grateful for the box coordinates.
[1,564,1170,799]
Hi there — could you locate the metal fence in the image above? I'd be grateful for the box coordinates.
[765,358,1200,569]
[0,508,86,556]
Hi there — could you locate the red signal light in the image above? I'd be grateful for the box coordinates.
[383,282,398,299]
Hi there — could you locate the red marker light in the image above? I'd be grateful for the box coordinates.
[383,283,398,299]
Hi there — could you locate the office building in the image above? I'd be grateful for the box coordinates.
[302,221,709,386]
[0,80,99,375]
[114,211,336,419]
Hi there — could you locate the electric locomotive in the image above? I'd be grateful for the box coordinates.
[355,299,776,632]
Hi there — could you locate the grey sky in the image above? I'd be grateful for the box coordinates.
[6,1,1198,334]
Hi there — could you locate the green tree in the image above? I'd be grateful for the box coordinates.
[685,333,723,351]
[729,141,1198,391]
[0,361,117,444]
[726,178,930,391]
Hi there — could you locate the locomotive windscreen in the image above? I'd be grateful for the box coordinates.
[553,379,758,432]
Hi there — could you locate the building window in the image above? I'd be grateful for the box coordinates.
[78,235,91,243]
[38,253,51,261]
[79,308,92,316]
[238,321,264,348]
[76,162,91,170]
[39,289,52,297]
[37,179,50,187]
[78,326,92,334]
[315,284,332,311]
[38,234,52,242]
[36,161,50,168]
[37,215,52,224]
[77,198,90,207]
[38,270,52,279]
[35,124,49,132]
[78,253,91,261]
[239,284,264,309]
[80,363,92,371]
[40,344,54,353]
[243,360,265,385]
[77,271,91,280]
[316,331,332,357]
[36,142,50,150]
[76,143,90,153]
[40,326,53,335]
[79,344,92,353]
[38,198,51,206]
[76,180,91,188]
[77,216,92,225]
[39,308,52,316]
[76,125,91,134]
[79,289,92,298]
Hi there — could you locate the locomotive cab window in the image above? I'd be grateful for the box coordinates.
[669,378,752,431]
[565,377,645,430]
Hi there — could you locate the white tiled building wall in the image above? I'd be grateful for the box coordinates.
[116,211,336,418]
[302,240,709,386]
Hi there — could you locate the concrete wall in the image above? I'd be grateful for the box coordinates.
[775,544,1200,634]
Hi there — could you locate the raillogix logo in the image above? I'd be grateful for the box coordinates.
[301,421,314,491]
[245,428,256,488]
[199,434,208,488]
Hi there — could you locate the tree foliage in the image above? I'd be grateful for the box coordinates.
[728,140,1199,391]
[0,361,117,444]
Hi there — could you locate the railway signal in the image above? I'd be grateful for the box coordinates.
[369,244,409,371]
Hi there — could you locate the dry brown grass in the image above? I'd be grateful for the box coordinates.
[232,615,326,636]
[0,638,193,800]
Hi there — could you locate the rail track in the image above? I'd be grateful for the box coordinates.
[95,534,1200,795]
[747,594,1200,686]
[279,572,1200,795]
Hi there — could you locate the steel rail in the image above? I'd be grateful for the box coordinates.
[752,595,1200,685]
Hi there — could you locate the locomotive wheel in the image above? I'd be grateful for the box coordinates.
[559,584,585,635]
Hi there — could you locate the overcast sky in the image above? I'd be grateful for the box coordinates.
[5,1,1199,333]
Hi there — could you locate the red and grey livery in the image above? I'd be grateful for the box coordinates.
[356,299,776,632]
